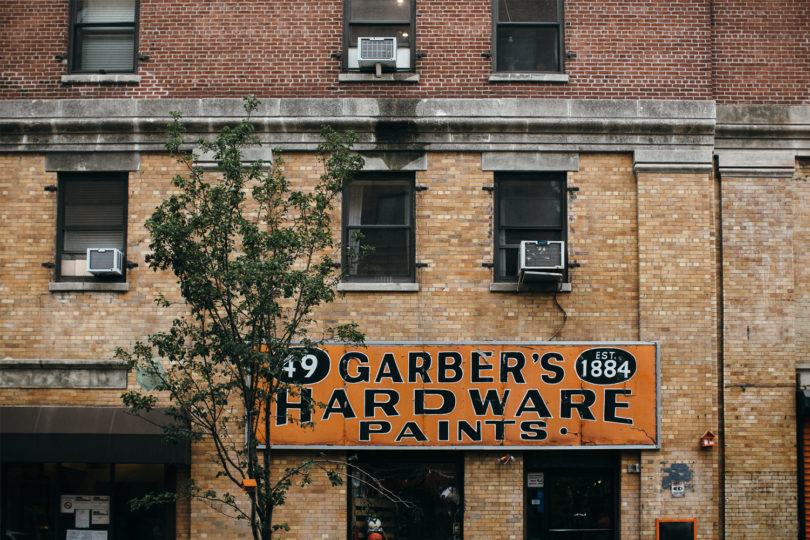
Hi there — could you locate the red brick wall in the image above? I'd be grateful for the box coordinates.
[2,0,804,102]
[712,0,810,105]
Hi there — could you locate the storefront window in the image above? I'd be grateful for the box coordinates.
[2,463,174,540]
[348,452,463,540]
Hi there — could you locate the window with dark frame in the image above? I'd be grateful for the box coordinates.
[344,0,415,71]
[494,172,566,281]
[343,174,414,282]
[70,0,139,73]
[347,452,463,540]
[494,0,564,72]
[56,172,128,282]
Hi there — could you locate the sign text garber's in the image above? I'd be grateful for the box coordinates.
[264,343,658,449]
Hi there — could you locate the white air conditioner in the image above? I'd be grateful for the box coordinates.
[519,241,565,282]
[87,248,123,276]
[357,37,398,67]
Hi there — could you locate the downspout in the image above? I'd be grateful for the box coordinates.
[714,153,726,540]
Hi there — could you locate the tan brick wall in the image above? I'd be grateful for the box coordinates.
[464,452,524,540]
[0,151,755,539]
[721,173,799,539]
[636,171,721,539]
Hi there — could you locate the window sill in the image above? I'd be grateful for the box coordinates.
[488,72,569,83]
[49,282,130,293]
[61,74,141,84]
[490,282,572,293]
[339,72,420,83]
[338,282,419,292]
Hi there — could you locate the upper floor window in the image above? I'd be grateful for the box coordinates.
[343,174,414,282]
[344,0,415,71]
[56,173,128,282]
[70,0,139,73]
[494,172,566,281]
[494,0,564,72]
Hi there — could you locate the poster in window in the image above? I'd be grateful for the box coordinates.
[75,509,90,528]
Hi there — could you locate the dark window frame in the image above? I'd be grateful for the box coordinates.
[343,0,416,72]
[342,172,416,283]
[55,172,129,283]
[68,0,140,74]
[493,171,567,282]
[346,451,464,540]
[492,0,565,73]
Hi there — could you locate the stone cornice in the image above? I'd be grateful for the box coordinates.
[716,104,810,177]
[0,99,715,167]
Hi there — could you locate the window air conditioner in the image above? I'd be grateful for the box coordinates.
[519,241,565,282]
[357,37,397,67]
[87,248,123,276]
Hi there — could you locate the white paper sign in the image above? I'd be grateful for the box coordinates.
[527,472,545,488]
[75,509,90,528]
[61,495,77,514]
[92,510,110,525]
[66,530,108,540]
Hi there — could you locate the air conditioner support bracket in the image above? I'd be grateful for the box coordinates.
[375,62,382,78]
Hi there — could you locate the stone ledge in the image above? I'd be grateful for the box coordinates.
[338,282,420,292]
[49,282,130,292]
[490,282,572,293]
[488,72,569,83]
[338,72,420,83]
[61,74,141,84]
[0,358,129,389]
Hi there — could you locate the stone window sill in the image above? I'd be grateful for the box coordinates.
[339,72,420,83]
[338,282,420,292]
[488,72,569,83]
[490,282,572,293]
[61,74,141,84]
[49,282,130,293]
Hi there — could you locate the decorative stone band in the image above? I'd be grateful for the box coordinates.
[0,358,128,389]
[0,98,715,173]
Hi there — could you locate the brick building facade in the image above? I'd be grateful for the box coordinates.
[1,1,808,539]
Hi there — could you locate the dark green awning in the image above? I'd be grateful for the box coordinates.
[0,406,189,464]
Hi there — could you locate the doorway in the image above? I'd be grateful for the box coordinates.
[525,452,617,540]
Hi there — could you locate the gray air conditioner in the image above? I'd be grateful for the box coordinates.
[357,37,398,68]
[519,240,565,283]
[87,248,123,276]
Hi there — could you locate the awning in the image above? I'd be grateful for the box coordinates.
[0,406,189,464]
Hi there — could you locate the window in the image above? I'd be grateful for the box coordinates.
[348,452,463,540]
[494,0,564,72]
[494,172,566,281]
[343,174,414,282]
[70,0,139,73]
[2,462,175,539]
[56,172,128,281]
[344,0,415,71]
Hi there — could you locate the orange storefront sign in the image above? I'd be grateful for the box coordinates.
[264,342,659,449]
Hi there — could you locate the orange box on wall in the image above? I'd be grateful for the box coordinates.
[263,342,659,450]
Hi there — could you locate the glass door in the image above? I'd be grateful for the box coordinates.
[526,468,615,540]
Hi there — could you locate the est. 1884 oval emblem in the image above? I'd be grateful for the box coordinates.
[575,348,637,385]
